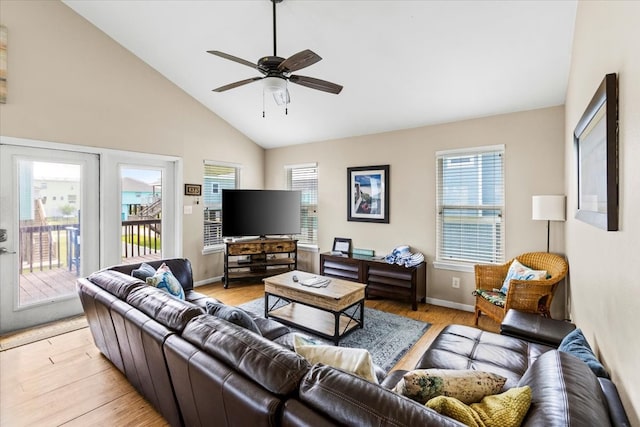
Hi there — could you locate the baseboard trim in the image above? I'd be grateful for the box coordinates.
[426,297,475,313]
[194,276,223,287]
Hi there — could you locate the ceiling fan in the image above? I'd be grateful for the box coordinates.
[208,0,343,111]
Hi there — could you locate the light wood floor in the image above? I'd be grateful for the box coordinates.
[0,281,499,426]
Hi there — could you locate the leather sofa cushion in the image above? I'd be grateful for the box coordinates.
[88,270,145,300]
[416,324,553,389]
[518,350,612,427]
[298,364,465,426]
[126,285,203,332]
[181,314,311,396]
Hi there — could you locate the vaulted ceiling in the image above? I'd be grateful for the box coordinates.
[63,1,577,149]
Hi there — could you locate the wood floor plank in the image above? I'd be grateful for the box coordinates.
[0,279,500,425]
[0,369,136,427]
[60,391,167,427]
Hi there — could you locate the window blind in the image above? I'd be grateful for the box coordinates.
[203,162,238,248]
[436,146,504,265]
[286,164,318,245]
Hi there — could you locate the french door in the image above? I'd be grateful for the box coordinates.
[0,145,99,333]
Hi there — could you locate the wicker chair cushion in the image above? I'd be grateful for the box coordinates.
[474,289,505,307]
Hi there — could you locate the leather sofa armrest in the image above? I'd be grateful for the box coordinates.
[380,369,407,389]
[598,378,631,427]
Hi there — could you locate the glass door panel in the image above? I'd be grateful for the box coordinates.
[0,145,99,333]
[119,167,162,264]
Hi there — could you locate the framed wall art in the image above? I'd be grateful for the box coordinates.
[184,184,202,196]
[347,164,389,223]
[574,73,618,231]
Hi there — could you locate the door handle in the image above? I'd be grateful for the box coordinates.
[0,247,16,255]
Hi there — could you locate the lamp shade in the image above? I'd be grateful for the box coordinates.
[532,195,566,221]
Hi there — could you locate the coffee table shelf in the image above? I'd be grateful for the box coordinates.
[267,302,361,340]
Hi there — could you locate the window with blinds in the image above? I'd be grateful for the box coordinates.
[286,164,318,245]
[436,146,504,265]
[203,162,238,248]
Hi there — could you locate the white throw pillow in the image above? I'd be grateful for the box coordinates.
[293,334,378,383]
[500,259,547,294]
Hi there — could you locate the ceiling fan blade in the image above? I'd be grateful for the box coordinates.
[278,49,322,73]
[207,50,259,71]
[212,77,263,92]
[289,75,343,94]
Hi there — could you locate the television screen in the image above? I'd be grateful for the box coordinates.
[222,189,301,237]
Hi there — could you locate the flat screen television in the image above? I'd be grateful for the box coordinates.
[221,189,301,238]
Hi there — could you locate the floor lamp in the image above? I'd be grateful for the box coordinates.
[532,195,566,252]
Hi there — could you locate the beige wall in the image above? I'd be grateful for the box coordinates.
[266,106,566,314]
[0,1,264,282]
[564,1,640,423]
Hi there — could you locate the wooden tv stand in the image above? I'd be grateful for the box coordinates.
[320,252,426,310]
[223,238,297,288]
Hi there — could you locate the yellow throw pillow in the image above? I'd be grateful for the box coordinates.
[293,334,378,383]
[426,386,532,427]
[393,369,506,404]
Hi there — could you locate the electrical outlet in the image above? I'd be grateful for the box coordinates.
[452,277,461,288]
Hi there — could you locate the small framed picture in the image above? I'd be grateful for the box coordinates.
[184,184,202,196]
[333,237,352,254]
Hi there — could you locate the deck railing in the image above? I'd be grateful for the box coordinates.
[18,219,161,273]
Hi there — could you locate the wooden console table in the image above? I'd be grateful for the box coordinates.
[224,238,297,288]
[320,252,426,310]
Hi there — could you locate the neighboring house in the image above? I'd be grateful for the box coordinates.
[121,177,160,220]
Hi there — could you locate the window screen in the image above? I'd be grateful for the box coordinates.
[203,162,238,248]
[436,146,504,264]
[286,164,318,245]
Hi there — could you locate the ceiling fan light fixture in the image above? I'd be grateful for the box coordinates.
[263,76,287,93]
[272,89,290,106]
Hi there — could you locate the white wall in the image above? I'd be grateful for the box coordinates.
[266,106,566,314]
[0,1,265,282]
[564,1,640,423]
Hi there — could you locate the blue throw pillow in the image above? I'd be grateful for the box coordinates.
[131,262,156,281]
[558,328,609,378]
[205,301,262,336]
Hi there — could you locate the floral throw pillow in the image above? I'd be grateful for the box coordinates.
[146,263,185,300]
[500,259,547,294]
[393,369,506,405]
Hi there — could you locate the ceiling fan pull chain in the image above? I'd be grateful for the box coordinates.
[285,79,288,115]
[262,88,266,118]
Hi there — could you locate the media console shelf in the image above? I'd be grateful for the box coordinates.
[224,238,297,288]
[320,252,426,310]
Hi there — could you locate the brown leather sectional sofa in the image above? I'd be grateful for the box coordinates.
[77,258,629,426]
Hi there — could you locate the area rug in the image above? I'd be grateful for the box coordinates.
[239,298,430,372]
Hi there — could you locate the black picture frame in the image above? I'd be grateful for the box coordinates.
[347,164,389,223]
[332,237,352,254]
[574,73,618,231]
[184,184,202,196]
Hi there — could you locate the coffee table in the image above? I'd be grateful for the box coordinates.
[263,270,366,345]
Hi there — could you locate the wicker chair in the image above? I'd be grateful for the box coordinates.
[474,252,568,325]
